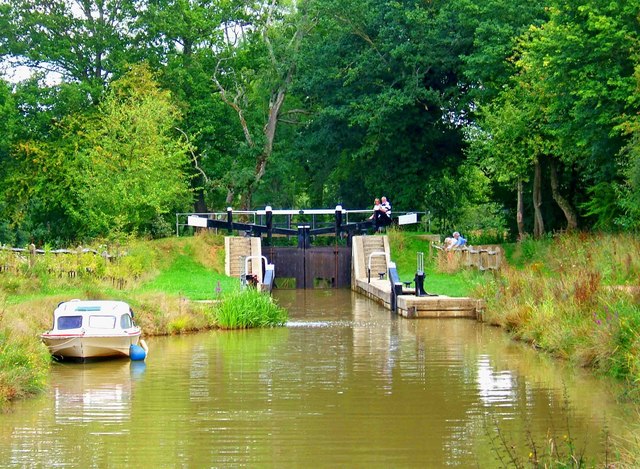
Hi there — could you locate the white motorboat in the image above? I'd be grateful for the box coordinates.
[41,300,142,360]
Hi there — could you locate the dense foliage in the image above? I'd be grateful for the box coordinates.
[0,0,638,245]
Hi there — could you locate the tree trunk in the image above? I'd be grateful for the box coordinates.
[225,188,234,207]
[517,179,525,240]
[549,159,578,231]
[194,188,207,213]
[532,158,544,238]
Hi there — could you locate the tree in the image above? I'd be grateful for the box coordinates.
[212,0,312,208]
[468,0,640,235]
[134,0,234,211]
[291,0,474,210]
[1,0,139,100]
[0,78,94,244]
[506,0,639,230]
[71,65,194,238]
[615,59,640,230]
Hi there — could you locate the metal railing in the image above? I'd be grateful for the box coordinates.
[176,208,429,237]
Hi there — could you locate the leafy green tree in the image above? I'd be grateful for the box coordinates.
[469,0,639,235]
[1,0,138,100]
[292,0,473,210]
[71,65,194,238]
[515,0,639,229]
[0,78,93,244]
[212,0,312,208]
[0,80,18,243]
[615,60,640,230]
[0,80,16,165]
[134,0,238,211]
[453,0,547,104]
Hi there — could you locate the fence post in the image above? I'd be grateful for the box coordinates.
[265,206,273,246]
[226,207,233,234]
[29,243,36,269]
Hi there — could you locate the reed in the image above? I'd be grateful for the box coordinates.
[475,232,640,392]
[214,289,288,329]
[0,294,51,408]
[485,389,615,468]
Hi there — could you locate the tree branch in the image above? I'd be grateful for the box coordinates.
[213,58,255,148]
[174,127,208,183]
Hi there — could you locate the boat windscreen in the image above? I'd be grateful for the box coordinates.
[120,314,133,329]
[88,315,116,329]
[58,315,83,330]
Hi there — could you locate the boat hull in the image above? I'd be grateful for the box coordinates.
[41,333,141,359]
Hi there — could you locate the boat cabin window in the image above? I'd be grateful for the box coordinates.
[58,315,83,330]
[88,315,116,329]
[120,314,133,329]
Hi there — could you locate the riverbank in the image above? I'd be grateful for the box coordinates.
[475,233,640,397]
[0,233,286,407]
[396,232,640,392]
[2,232,639,405]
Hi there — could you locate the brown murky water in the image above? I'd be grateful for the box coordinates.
[0,290,634,467]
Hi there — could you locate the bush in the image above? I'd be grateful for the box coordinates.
[214,289,288,329]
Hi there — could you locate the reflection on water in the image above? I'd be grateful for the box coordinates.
[0,289,635,467]
[477,357,516,406]
[53,360,145,428]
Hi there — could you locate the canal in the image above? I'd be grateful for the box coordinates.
[0,290,634,467]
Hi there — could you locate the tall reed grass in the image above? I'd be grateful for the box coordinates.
[214,289,288,329]
[475,233,640,393]
[0,295,50,408]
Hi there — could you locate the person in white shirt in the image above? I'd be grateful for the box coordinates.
[370,196,392,231]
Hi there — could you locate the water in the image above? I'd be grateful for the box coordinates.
[0,290,634,467]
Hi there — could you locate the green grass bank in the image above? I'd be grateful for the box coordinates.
[0,233,285,407]
[1,231,639,412]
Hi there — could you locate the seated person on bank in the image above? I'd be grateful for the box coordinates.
[444,237,456,251]
[452,231,466,248]
[370,196,392,231]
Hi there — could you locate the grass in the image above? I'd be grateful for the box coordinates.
[0,294,51,408]
[387,228,488,297]
[475,232,640,396]
[135,253,238,299]
[214,289,288,329]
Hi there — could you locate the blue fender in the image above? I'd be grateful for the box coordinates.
[129,344,147,361]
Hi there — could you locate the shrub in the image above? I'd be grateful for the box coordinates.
[214,289,288,329]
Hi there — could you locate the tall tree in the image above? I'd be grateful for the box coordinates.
[1,0,139,100]
[212,0,312,208]
[515,0,639,229]
[0,78,96,244]
[135,0,233,211]
[291,0,473,210]
[71,65,194,238]
[469,0,639,234]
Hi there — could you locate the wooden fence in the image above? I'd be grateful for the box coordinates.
[0,244,127,288]
[432,243,503,271]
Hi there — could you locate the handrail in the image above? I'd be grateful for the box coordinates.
[241,255,268,288]
[175,209,429,236]
[367,251,387,284]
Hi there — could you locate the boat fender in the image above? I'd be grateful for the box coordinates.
[130,343,147,361]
